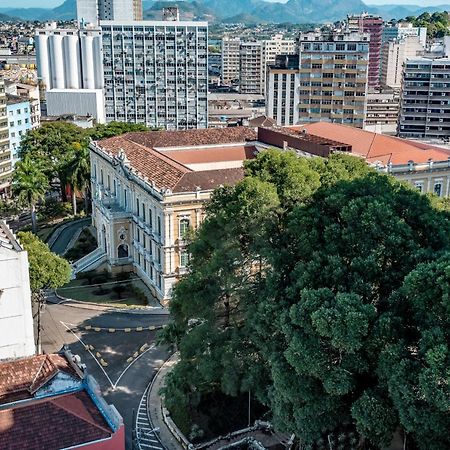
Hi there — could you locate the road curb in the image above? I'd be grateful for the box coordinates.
[148,353,186,450]
[49,290,170,315]
[67,324,165,333]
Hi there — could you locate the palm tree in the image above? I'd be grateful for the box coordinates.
[66,143,90,216]
[12,156,49,233]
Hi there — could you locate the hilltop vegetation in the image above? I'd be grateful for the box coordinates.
[404,11,450,38]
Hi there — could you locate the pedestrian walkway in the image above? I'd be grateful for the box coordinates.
[136,385,164,450]
[148,354,185,450]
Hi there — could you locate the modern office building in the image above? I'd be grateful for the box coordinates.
[382,22,427,47]
[0,78,11,196]
[348,13,383,89]
[381,36,423,89]
[297,30,369,127]
[364,89,399,134]
[0,221,35,360]
[77,0,143,24]
[266,54,300,126]
[101,19,208,129]
[35,23,105,123]
[6,95,31,167]
[221,37,240,85]
[398,55,450,139]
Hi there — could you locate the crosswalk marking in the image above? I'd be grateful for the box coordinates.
[135,384,164,450]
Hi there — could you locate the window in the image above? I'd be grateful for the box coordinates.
[157,216,161,236]
[148,208,153,229]
[180,249,189,267]
[136,198,140,216]
[179,217,190,239]
[142,203,146,221]
[434,182,442,197]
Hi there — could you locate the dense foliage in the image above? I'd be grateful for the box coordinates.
[404,12,450,38]
[161,150,450,449]
[17,231,71,292]
[14,121,150,218]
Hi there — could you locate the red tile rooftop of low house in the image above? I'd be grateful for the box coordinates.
[294,122,450,165]
[0,390,112,450]
[0,354,78,404]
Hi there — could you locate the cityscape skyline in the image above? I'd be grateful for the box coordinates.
[4,0,450,8]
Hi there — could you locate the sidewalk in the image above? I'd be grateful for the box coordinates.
[148,353,185,450]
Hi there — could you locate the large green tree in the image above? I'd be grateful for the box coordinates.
[18,231,71,292]
[20,122,89,202]
[162,149,450,449]
[12,156,49,232]
[66,142,91,215]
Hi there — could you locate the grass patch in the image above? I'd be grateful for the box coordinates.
[58,273,151,307]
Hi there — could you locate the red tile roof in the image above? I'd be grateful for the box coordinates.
[96,128,258,193]
[0,354,78,404]
[173,168,245,193]
[0,391,112,450]
[294,122,450,165]
[123,126,257,149]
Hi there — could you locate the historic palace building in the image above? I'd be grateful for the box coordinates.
[86,124,450,303]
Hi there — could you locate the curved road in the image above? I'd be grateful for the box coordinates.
[41,301,169,450]
[49,218,91,255]
[43,219,170,449]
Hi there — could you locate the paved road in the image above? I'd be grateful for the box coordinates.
[41,302,170,450]
[49,218,91,255]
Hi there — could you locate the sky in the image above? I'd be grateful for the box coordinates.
[2,0,450,7]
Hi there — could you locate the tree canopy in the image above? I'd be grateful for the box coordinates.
[17,231,71,292]
[403,12,450,38]
[161,149,450,449]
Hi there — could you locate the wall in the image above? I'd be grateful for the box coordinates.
[0,241,35,360]
[46,89,105,123]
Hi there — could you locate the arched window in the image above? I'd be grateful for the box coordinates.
[179,217,190,239]
[118,244,129,258]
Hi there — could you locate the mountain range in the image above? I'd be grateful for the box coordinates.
[0,0,449,23]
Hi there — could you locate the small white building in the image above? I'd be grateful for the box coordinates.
[0,221,35,360]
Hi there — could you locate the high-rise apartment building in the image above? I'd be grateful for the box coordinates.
[239,41,264,95]
[0,78,11,196]
[267,54,300,126]
[348,13,383,89]
[221,37,240,85]
[381,36,423,89]
[364,89,399,134]
[297,30,369,127]
[7,95,31,167]
[101,20,208,129]
[398,56,450,139]
[77,0,142,24]
[221,35,296,92]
